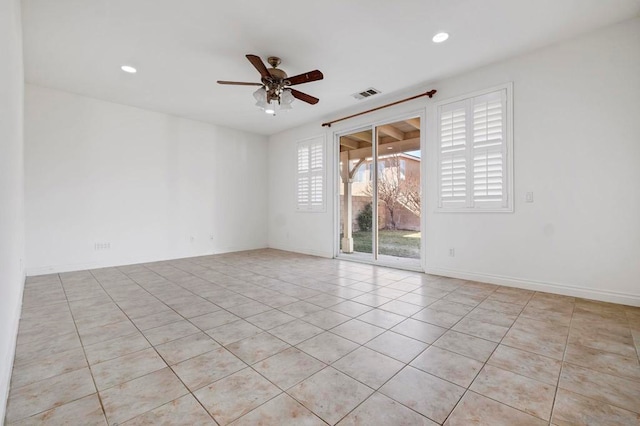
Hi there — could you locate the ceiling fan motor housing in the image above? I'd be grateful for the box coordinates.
[262,57,288,102]
[264,57,288,84]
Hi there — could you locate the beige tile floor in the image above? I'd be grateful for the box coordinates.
[5,249,640,425]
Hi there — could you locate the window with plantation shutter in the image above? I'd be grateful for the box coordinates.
[296,136,325,211]
[437,84,513,212]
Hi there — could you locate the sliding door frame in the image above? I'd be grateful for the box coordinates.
[333,108,427,270]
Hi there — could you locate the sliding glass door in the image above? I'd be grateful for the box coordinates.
[338,116,422,265]
[339,127,374,259]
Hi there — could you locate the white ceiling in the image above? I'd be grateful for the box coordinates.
[21,0,640,136]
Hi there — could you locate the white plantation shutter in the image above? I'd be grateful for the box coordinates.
[297,137,325,211]
[437,85,512,211]
[297,145,310,206]
[309,142,323,208]
[472,90,506,208]
[439,100,467,208]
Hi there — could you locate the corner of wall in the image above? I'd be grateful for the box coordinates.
[0,274,25,424]
[0,0,26,421]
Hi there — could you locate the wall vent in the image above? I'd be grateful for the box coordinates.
[352,87,381,100]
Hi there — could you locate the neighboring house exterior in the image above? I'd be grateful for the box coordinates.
[341,152,421,232]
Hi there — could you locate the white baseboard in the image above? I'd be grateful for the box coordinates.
[0,274,25,424]
[267,243,333,259]
[26,244,268,276]
[424,266,640,307]
[26,247,640,307]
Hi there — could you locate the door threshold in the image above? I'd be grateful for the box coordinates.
[336,252,423,273]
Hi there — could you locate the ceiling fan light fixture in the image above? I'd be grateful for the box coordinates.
[253,87,268,109]
[281,89,294,106]
[432,32,449,43]
[264,100,277,115]
[253,87,266,102]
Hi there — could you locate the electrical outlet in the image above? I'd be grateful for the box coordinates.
[94,242,111,250]
[449,248,455,257]
[526,192,534,203]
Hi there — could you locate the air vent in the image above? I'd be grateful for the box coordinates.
[352,87,381,100]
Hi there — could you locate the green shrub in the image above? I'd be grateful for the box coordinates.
[356,202,373,231]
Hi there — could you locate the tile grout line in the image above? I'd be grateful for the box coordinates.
[11,252,639,425]
[419,285,510,425]
[547,297,577,426]
[6,277,102,424]
[87,268,221,426]
[553,302,640,416]
[103,260,317,423]
[12,256,456,422]
[119,258,342,424]
[169,264,549,424]
[56,272,111,426]
[12,269,524,424]
[167,256,370,425]
[329,282,512,424]
[164,256,444,424]
[440,287,543,425]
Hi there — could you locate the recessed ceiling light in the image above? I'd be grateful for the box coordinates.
[432,32,449,43]
[121,65,137,73]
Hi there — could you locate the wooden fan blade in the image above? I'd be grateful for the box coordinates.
[287,70,324,86]
[217,80,263,86]
[291,89,319,105]
[246,54,270,79]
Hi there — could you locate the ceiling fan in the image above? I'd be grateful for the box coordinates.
[217,54,323,115]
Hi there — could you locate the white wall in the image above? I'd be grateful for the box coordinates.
[25,85,268,274]
[0,0,25,421]
[268,126,335,257]
[268,18,640,306]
